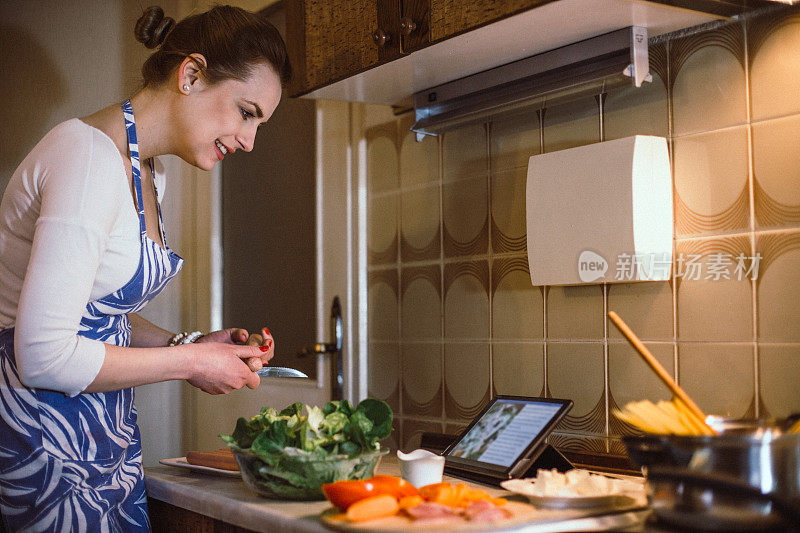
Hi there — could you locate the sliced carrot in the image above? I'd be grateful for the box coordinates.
[436,484,458,506]
[398,495,424,510]
[345,494,400,522]
[418,482,505,509]
[418,482,450,501]
[451,483,469,506]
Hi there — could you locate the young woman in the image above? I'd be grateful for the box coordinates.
[0,5,290,531]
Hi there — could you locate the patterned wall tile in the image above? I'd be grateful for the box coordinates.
[368,269,398,341]
[489,109,540,172]
[677,343,754,419]
[546,285,604,340]
[401,418,443,453]
[607,438,630,458]
[756,231,800,343]
[368,342,400,414]
[752,115,800,230]
[400,124,439,188]
[444,343,491,422]
[670,24,747,136]
[542,97,599,153]
[400,266,441,341]
[442,123,488,182]
[362,7,800,463]
[547,343,605,434]
[401,343,443,418]
[607,282,673,341]
[547,433,607,454]
[367,124,399,194]
[368,194,398,264]
[673,127,750,237]
[490,168,528,253]
[675,237,754,342]
[492,343,544,397]
[491,258,543,340]
[608,342,674,436]
[748,10,800,122]
[442,176,489,257]
[759,344,800,418]
[444,261,490,340]
[603,71,668,141]
[445,422,469,437]
[383,418,401,452]
[400,185,441,262]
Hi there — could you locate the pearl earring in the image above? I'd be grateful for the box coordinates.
[183,84,191,92]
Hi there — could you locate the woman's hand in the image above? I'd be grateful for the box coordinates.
[196,327,250,345]
[184,342,265,394]
[241,327,275,371]
[196,327,275,371]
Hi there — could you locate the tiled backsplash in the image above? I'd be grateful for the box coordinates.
[366,8,800,457]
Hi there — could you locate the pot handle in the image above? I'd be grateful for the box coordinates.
[648,466,800,525]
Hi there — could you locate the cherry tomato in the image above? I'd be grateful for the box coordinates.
[322,476,418,510]
[322,480,377,510]
[369,475,419,499]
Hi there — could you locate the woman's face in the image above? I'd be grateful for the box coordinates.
[178,63,282,170]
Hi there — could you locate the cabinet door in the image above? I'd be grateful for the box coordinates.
[429,0,551,43]
[400,0,430,53]
[287,0,400,96]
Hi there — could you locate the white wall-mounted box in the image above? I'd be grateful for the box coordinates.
[526,135,673,286]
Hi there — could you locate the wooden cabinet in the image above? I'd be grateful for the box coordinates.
[286,0,748,100]
[286,0,549,96]
[148,498,257,533]
[286,0,400,96]
[428,0,549,42]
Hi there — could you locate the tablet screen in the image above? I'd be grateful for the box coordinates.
[446,397,570,469]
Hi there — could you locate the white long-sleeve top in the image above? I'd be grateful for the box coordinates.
[0,118,166,396]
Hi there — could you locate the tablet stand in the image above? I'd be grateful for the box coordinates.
[522,443,573,475]
[439,440,574,487]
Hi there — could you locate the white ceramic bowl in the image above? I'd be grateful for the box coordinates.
[397,449,445,488]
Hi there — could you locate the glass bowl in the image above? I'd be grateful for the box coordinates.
[230,446,388,500]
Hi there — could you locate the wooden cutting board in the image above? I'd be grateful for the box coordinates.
[321,501,545,532]
[185,448,238,471]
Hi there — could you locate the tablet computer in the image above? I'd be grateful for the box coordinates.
[442,395,573,482]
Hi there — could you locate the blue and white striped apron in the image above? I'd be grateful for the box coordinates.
[0,99,184,532]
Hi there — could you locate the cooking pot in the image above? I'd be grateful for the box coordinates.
[623,419,800,531]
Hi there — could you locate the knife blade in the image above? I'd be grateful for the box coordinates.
[255,366,309,378]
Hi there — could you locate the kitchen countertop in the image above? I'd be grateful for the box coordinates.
[145,463,331,533]
[144,456,653,532]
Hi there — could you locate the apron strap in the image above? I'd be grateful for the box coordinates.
[148,159,169,246]
[121,99,148,238]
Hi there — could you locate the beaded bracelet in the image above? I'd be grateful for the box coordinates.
[168,331,203,347]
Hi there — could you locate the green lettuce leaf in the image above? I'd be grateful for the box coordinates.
[220,399,393,463]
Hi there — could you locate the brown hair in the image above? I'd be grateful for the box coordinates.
[134,5,291,88]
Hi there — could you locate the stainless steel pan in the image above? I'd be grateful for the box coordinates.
[624,420,800,531]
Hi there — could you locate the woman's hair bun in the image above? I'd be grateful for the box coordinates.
[134,6,175,49]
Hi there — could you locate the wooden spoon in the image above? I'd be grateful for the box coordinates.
[608,311,717,436]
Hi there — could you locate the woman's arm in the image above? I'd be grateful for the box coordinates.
[83,342,265,394]
[125,314,275,389]
[128,313,173,347]
[128,313,264,348]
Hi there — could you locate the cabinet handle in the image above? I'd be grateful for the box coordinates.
[372,28,391,47]
[399,17,417,36]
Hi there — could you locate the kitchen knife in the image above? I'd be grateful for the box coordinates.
[255,366,308,378]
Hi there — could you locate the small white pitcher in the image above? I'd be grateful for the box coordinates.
[396,449,445,488]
